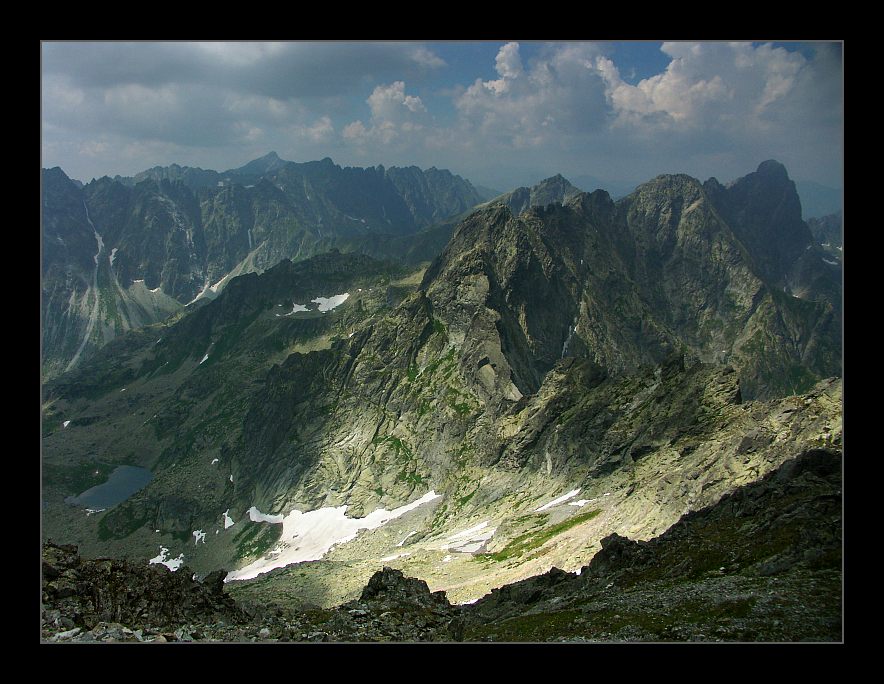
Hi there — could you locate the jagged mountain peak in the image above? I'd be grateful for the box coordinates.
[228,151,291,177]
[755,158,790,180]
[491,174,583,216]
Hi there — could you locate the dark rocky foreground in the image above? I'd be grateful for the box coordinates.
[41,449,842,643]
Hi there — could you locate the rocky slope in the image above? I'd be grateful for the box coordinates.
[42,261,840,614]
[41,448,841,642]
[807,211,843,263]
[425,163,840,400]
[42,159,842,634]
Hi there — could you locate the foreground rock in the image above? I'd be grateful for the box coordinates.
[463,448,842,641]
[41,549,462,642]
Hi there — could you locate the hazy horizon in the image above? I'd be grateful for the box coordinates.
[42,41,843,195]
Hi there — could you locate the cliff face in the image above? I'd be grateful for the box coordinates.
[424,167,839,401]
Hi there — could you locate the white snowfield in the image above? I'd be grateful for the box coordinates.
[247,506,284,524]
[148,546,184,572]
[199,354,209,365]
[223,509,235,529]
[569,499,592,507]
[276,302,309,317]
[535,489,581,512]
[311,293,349,312]
[193,530,206,545]
[63,420,71,428]
[225,490,441,582]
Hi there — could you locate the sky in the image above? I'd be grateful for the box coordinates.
[41,41,843,194]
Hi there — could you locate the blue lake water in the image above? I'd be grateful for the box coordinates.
[65,465,153,509]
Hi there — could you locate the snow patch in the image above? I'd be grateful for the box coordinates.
[148,546,184,572]
[311,293,349,312]
[109,247,118,266]
[211,458,219,465]
[185,279,212,306]
[276,302,309,317]
[569,499,592,507]
[247,506,285,524]
[225,490,442,581]
[229,474,234,483]
[223,509,235,529]
[823,258,840,266]
[193,530,206,545]
[397,530,418,547]
[63,420,70,428]
[85,508,105,516]
[380,552,411,562]
[442,555,452,563]
[199,354,209,365]
[535,489,581,512]
[442,521,496,553]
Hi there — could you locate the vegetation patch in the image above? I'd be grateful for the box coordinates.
[97,503,150,541]
[234,521,283,561]
[478,509,601,563]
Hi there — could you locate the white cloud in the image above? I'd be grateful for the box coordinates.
[344,81,427,146]
[409,46,446,69]
[454,42,609,148]
[304,116,335,143]
[599,42,812,131]
[194,41,289,67]
[368,81,426,120]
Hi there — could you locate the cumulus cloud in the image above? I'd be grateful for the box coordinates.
[41,41,842,189]
[598,42,825,132]
[344,81,428,146]
[454,42,610,149]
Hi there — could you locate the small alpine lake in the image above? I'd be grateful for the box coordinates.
[65,465,154,509]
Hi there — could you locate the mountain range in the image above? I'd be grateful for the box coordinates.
[40,154,843,641]
[41,154,487,380]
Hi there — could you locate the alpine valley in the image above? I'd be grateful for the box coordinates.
[41,153,843,643]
